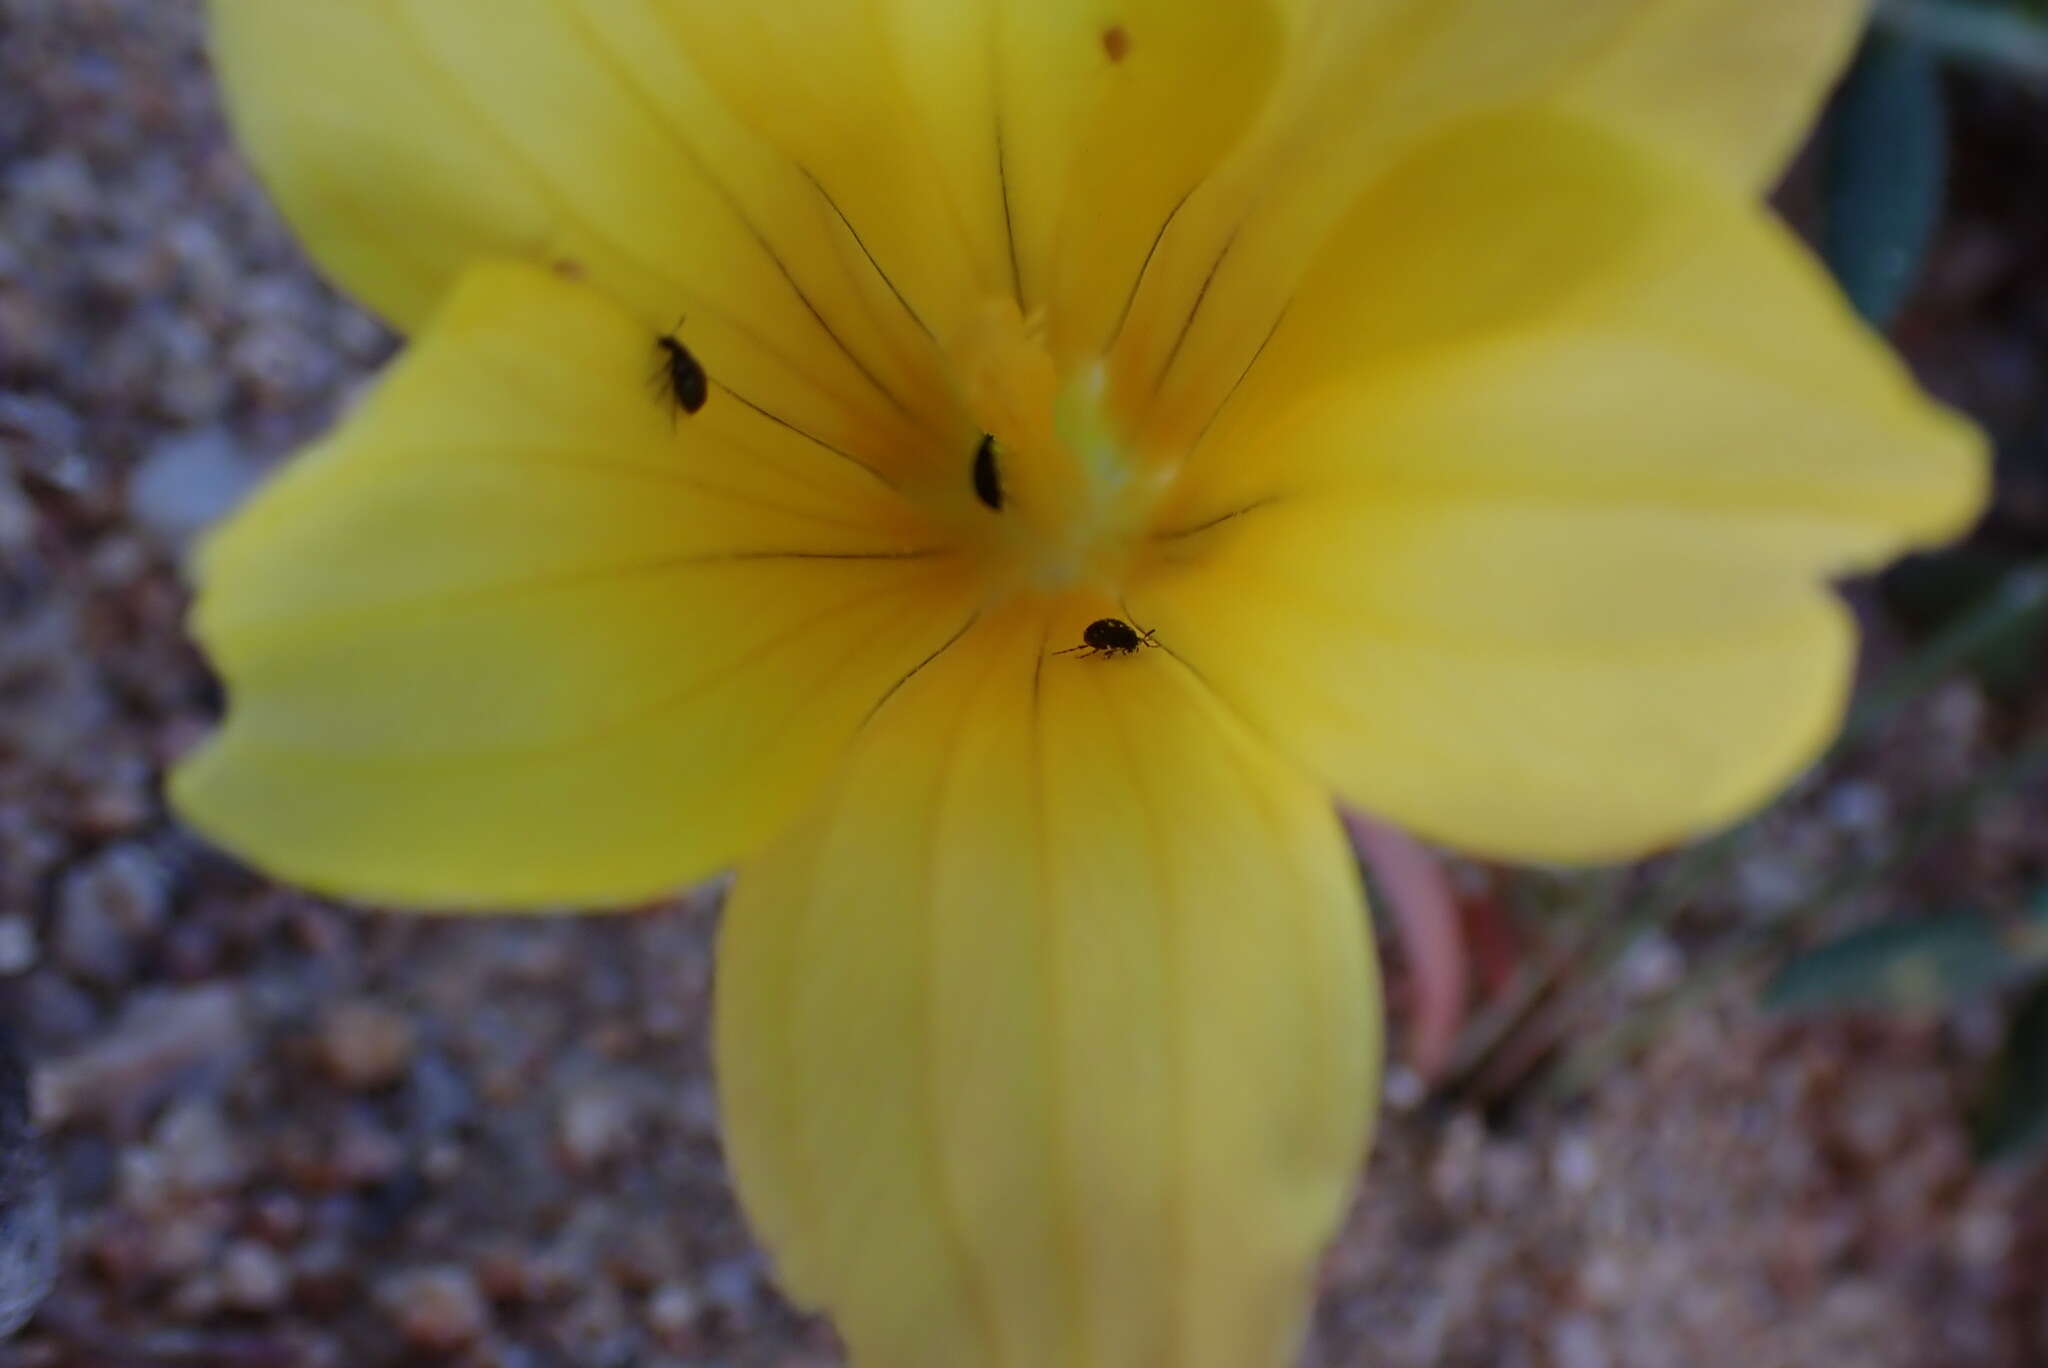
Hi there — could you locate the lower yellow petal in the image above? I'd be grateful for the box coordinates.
[718,603,1377,1367]
[1137,498,1857,863]
[173,261,972,907]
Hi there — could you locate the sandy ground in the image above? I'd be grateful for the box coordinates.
[3,2,2047,1364]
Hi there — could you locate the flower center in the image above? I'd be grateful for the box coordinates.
[947,297,1171,598]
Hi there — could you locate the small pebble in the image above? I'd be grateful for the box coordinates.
[34,985,246,1130]
[52,844,169,988]
[474,1247,570,1306]
[1578,1250,1631,1308]
[644,1281,702,1344]
[327,1113,405,1187]
[128,426,254,548]
[0,473,35,555]
[0,917,38,976]
[168,1270,222,1320]
[554,1283,635,1364]
[1550,1133,1601,1197]
[1549,1312,1613,1368]
[421,1138,464,1183]
[317,999,416,1090]
[218,1238,290,1311]
[246,1192,305,1244]
[1614,933,1685,1001]
[557,1083,638,1171]
[379,1266,492,1353]
[51,890,128,988]
[1823,780,1890,834]
[292,1239,360,1315]
[701,1257,764,1329]
[1952,1200,2014,1269]
[153,1098,247,1194]
[117,1146,173,1216]
[1381,1066,1426,1112]
[148,1209,228,1279]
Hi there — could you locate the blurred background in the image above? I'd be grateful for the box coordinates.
[3,1,2048,1364]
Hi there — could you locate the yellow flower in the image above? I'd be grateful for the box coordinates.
[183,2,1981,1362]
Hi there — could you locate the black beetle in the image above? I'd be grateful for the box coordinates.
[1053,618,1158,659]
[652,329,708,418]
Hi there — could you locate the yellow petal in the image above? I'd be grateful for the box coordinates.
[1129,112,1985,864]
[718,603,1377,1367]
[1139,500,1857,862]
[1030,1,1286,366]
[209,0,949,467]
[1110,0,1865,427]
[1258,0,1864,189]
[663,0,1284,362]
[1159,106,1984,556]
[1559,0,1867,190]
[173,261,975,908]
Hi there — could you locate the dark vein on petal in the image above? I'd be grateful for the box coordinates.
[506,567,954,751]
[1186,300,1290,456]
[557,4,933,436]
[801,168,938,346]
[1116,588,1291,768]
[985,3,1024,312]
[249,567,949,761]
[1149,228,1237,400]
[859,610,982,728]
[442,446,881,535]
[718,382,900,490]
[1151,496,1282,543]
[996,121,1024,308]
[1029,615,1050,714]
[382,2,879,446]
[1139,628,1294,783]
[1105,189,1190,353]
[716,548,947,562]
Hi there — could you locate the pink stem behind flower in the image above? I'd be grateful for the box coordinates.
[1343,810,1470,1084]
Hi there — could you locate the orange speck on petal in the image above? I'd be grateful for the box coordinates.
[1102,24,1130,63]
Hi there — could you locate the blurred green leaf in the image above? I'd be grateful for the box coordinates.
[1765,912,2026,1014]
[1974,979,2048,1162]
[1882,553,2048,699]
[1821,32,1947,326]
[1876,0,2048,81]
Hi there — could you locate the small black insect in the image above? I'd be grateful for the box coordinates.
[652,325,708,419]
[1053,617,1158,659]
[972,433,1004,511]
